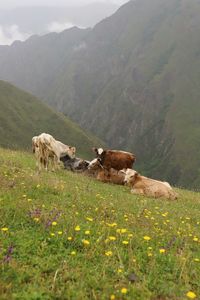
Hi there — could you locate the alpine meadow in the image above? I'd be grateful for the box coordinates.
[1,0,200,300]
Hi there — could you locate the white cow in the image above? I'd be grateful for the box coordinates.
[33,133,76,171]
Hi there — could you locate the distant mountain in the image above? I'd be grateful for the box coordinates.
[0,3,119,37]
[0,0,200,189]
[0,80,103,159]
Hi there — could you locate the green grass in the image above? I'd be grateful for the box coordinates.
[0,148,200,300]
[0,80,103,159]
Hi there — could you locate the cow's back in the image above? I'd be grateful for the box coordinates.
[102,150,135,170]
[134,176,176,199]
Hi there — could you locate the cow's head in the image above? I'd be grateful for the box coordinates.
[92,147,104,157]
[119,168,138,186]
[32,136,39,153]
[67,146,76,158]
[88,158,103,170]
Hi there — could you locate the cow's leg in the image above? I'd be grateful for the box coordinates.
[51,157,55,172]
[52,155,60,171]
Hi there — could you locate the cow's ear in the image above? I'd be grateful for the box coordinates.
[135,172,139,177]
[92,147,98,153]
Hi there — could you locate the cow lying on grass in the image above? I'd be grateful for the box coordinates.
[93,148,136,170]
[60,155,90,172]
[88,158,125,185]
[120,169,178,200]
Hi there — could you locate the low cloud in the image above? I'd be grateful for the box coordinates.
[0,24,30,45]
[73,42,87,52]
[47,21,75,33]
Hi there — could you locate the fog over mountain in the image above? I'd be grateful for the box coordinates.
[0,0,127,8]
[0,1,124,45]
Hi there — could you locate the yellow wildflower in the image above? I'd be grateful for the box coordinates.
[122,240,129,245]
[82,239,90,246]
[67,237,73,241]
[57,231,63,235]
[194,258,200,262]
[117,268,123,273]
[107,223,117,227]
[52,221,57,226]
[159,248,166,253]
[1,227,8,232]
[85,230,90,235]
[143,236,151,241]
[34,218,39,222]
[105,251,113,256]
[193,237,198,242]
[110,295,115,300]
[71,251,76,256]
[116,228,127,234]
[108,236,116,241]
[86,217,93,222]
[121,288,128,294]
[50,233,55,236]
[75,225,81,231]
[186,291,197,299]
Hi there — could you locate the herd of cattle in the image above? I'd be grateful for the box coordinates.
[32,133,178,200]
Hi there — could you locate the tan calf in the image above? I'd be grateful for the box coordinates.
[88,158,125,185]
[121,169,178,200]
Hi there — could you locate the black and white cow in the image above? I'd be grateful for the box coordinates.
[60,155,90,172]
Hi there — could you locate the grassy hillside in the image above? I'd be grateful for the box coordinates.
[0,148,200,300]
[0,80,103,159]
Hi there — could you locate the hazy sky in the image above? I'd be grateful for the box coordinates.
[0,0,128,9]
[0,0,129,45]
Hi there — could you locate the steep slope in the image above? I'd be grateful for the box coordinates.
[0,26,90,103]
[0,80,103,159]
[0,0,200,188]
[1,148,200,300]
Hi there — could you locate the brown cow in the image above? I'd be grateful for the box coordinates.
[88,158,125,185]
[121,169,178,200]
[93,148,136,171]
